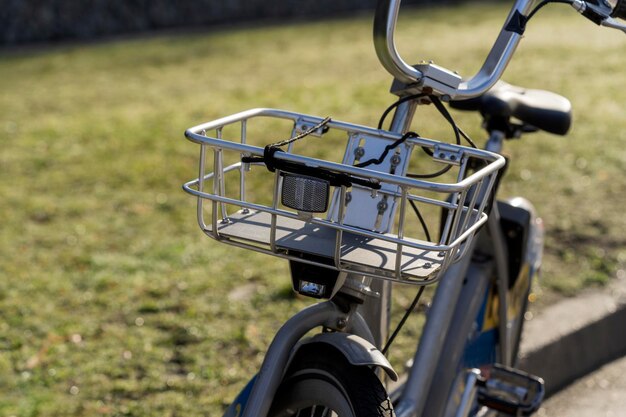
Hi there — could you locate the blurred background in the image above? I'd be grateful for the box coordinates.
[1,1,624,416]
[0,0,443,45]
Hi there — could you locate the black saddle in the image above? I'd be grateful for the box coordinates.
[450,81,572,136]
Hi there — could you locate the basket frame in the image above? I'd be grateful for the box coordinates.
[183,108,505,285]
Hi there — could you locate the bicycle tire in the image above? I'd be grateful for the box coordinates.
[268,344,395,417]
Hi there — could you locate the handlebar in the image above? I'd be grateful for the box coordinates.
[373,0,536,100]
[572,0,626,32]
[373,0,626,100]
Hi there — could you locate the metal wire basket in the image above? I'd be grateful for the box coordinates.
[183,108,505,286]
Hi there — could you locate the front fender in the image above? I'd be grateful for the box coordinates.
[222,332,397,417]
[223,375,256,417]
[300,332,398,381]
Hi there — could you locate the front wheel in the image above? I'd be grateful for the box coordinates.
[268,344,395,417]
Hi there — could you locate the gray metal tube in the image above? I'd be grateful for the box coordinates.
[241,301,348,417]
[389,99,418,133]
[420,260,494,417]
[373,0,537,99]
[373,0,424,85]
[394,242,476,417]
[488,204,512,366]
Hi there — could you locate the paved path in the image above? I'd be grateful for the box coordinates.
[538,354,626,417]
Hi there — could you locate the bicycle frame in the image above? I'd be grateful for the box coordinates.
[391,177,519,417]
[229,129,539,417]
[221,1,552,416]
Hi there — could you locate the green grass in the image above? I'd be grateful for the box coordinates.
[1,2,625,416]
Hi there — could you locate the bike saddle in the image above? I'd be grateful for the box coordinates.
[449,81,572,136]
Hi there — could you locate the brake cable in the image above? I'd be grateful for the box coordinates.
[506,0,575,34]
[382,286,426,355]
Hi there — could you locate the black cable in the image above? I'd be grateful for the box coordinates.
[382,286,426,355]
[374,93,476,237]
[415,95,466,160]
[409,200,432,243]
[407,165,452,179]
[271,117,332,148]
[458,126,477,149]
[430,95,461,146]
[431,96,476,148]
[378,93,427,130]
[405,95,478,179]
[355,131,418,168]
[525,0,574,25]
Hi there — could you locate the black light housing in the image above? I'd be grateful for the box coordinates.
[289,260,341,299]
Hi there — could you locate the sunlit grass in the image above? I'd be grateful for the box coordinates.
[1,2,624,415]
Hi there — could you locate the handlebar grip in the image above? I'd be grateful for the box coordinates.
[612,0,626,19]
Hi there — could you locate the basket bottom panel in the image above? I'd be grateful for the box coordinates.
[207,210,443,280]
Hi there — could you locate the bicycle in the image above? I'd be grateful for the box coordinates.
[182,1,626,416]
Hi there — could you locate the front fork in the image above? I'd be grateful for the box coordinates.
[233,284,385,417]
[232,100,419,417]
[235,301,349,417]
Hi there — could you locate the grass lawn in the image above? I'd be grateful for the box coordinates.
[1,2,625,416]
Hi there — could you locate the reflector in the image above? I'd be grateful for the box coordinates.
[281,173,330,213]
